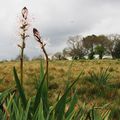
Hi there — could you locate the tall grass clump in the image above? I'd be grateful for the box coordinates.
[85,68,120,103]
[86,68,110,86]
[0,7,112,120]
[86,68,111,97]
[86,67,120,90]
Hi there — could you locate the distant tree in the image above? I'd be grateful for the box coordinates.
[95,45,106,59]
[107,34,120,59]
[97,35,109,45]
[83,34,112,59]
[64,34,120,60]
[62,48,70,57]
[113,40,120,58]
[53,52,62,60]
[67,35,87,59]
[15,54,29,61]
[88,49,95,59]
[82,35,97,59]
[32,55,44,60]
[82,35,95,49]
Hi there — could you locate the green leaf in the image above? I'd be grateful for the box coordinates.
[24,99,31,120]
[89,107,102,120]
[65,90,78,118]
[40,60,44,82]
[38,99,45,120]
[12,99,20,119]
[33,72,46,113]
[55,72,82,120]
[65,111,75,120]
[40,60,49,117]
[13,67,27,109]
[0,88,14,106]
[102,110,111,120]
[74,103,86,120]
[33,99,45,120]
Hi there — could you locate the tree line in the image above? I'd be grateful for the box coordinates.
[60,34,120,60]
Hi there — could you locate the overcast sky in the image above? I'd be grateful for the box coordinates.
[0,0,120,60]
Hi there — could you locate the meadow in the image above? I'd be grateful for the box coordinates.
[0,59,120,119]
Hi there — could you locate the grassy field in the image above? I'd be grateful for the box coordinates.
[0,59,120,118]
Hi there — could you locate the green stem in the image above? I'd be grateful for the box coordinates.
[42,46,48,87]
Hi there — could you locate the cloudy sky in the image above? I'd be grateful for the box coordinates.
[0,0,120,60]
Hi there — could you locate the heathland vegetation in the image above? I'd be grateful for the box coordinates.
[0,60,120,119]
[0,7,120,120]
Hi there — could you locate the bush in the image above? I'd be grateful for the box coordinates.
[86,68,110,86]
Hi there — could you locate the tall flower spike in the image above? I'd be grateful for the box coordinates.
[33,28,49,93]
[19,7,29,87]
[22,7,28,20]
[33,28,41,42]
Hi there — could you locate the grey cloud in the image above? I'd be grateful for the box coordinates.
[0,0,120,59]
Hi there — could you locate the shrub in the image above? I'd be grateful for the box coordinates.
[86,68,110,86]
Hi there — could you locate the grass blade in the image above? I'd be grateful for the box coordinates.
[40,60,49,117]
[55,72,82,120]
[65,90,78,118]
[13,67,27,109]
[33,72,46,114]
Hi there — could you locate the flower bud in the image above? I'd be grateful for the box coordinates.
[22,7,28,20]
[33,28,41,42]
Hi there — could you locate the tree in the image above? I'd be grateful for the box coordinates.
[95,45,106,59]
[53,52,62,60]
[82,34,112,59]
[113,40,120,58]
[82,35,97,59]
[62,48,70,58]
[67,35,86,59]
[88,49,95,59]
[107,34,120,59]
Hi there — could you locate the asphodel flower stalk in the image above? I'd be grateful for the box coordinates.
[33,28,48,86]
[18,7,29,86]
